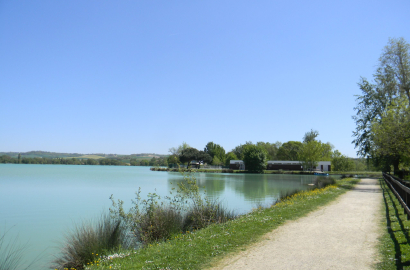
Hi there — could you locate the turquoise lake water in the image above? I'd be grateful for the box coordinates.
[0,164,317,269]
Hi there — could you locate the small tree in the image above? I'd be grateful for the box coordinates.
[298,141,324,171]
[179,148,212,168]
[242,145,267,173]
[331,150,355,171]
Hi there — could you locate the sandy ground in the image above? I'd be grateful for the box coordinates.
[209,178,382,270]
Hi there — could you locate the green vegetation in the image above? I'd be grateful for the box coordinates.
[0,152,168,167]
[313,176,336,188]
[204,142,226,166]
[52,214,130,270]
[108,173,234,249]
[77,155,106,159]
[178,148,212,169]
[242,144,267,173]
[276,141,303,161]
[353,37,410,174]
[377,179,410,269]
[84,177,359,270]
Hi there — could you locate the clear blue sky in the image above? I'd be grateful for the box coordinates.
[1,1,409,157]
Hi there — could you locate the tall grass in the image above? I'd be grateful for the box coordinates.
[183,201,236,231]
[0,227,36,270]
[52,213,130,270]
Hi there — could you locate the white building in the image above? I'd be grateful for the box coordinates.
[267,161,331,172]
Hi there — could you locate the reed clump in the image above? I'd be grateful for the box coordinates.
[52,213,130,270]
[0,228,33,270]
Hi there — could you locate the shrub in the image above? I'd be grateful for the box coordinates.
[183,201,235,231]
[52,213,129,270]
[313,176,336,188]
[138,207,183,245]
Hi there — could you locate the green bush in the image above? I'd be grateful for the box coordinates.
[313,176,336,188]
[52,213,129,270]
[183,201,235,231]
[138,207,183,245]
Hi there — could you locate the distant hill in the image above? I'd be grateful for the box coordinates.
[0,151,168,159]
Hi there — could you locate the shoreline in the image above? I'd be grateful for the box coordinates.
[149,167,382,177]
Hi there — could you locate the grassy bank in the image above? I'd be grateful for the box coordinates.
[86,178,359,270]
[376,179,410,269]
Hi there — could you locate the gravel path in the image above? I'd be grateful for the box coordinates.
[210,178,382,270]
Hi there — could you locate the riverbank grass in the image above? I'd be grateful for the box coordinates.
[376,179,410,269]
[86,177,359,270]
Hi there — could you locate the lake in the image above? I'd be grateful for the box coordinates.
[0,164,317,269]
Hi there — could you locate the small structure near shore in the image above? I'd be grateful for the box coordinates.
[267,161,331,172]
[229,160,245,170]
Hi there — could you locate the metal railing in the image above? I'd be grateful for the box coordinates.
[383,172,410,220]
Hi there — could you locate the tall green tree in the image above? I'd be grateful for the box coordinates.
[353,37,410,173]
[298,141,324,171]
[303,129,319,143]
[256,141,281,160]
[232,141,253,160]
[242,145,267,173]
[204,142,226,164]
[168,142,191,156]
[277,141,303,161]
[371,98,410,172]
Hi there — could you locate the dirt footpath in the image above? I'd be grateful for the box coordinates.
[210,178,382,270]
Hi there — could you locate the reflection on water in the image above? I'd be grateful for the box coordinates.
[1,165,319,269]
[167,172,317,214]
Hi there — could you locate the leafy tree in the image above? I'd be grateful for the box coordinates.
[353,38,410,153]
[179,148,212,168]
[256,141,282,160]
[303,129,319,143]
[86,158,98,165]
[242,145,267,173]
[169,142,190,156]
[353,37,410,173]
[371,98,410,172]
[379,37,410,102]
[17,154,21,164]
[204,142,225,164]
[211,156,223,166]
[232,141,253,160]
[167,155,179,167]
[331,150,355,171]
[224,152,238,167]
[277,141,303,161]
[298,141,325,171]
